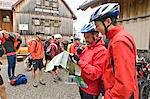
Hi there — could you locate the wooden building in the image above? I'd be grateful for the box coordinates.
[0,0,18,31]
[78,0,150,50]
[12,0,76,36]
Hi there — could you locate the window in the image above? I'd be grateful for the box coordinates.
[44,0,50,7]
[45,19,50,26]
[53,2,58,8]
[40,19,45,26]
[3,16,10,22]
[36,0,41,5]
[54,20,60,27]
[33,19,40,26]
[50,20,54,26]
[53,0,58,2]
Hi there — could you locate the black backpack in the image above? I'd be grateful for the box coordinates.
[0,40,4,57]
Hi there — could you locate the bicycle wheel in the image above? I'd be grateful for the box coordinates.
[140,81,150,99]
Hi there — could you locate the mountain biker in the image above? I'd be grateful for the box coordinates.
[70,22,107,99]
[90,3,139,99]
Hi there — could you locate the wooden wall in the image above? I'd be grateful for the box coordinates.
[105,0,150,19]
[13,0,74,36]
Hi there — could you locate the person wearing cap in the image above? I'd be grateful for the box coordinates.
[54,34,64,54]
[90,3,139,99]
[0,30,22,81]
[50,34,64,82]
[28,32,45,87]
[69,22,107,99]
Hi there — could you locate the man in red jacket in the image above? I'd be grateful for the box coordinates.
[70,22,107,99]
[90,3,139,99]
[28,32,45,87]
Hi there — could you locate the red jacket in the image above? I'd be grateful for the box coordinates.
[69,42,80,55]
[78,38,107,96]
[103,25,139,99]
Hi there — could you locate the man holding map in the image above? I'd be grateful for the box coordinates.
[69,22,107,99]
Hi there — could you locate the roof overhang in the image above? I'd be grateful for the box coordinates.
[12,0,77,20]
[61,0,77,20]
[0,0,18,10]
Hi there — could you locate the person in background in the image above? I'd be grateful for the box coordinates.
[51,34,63,83]
[67,35,81,55]
[54,34,64,54]
[70,22,107,99]
[0,30,22,81]
[0,30,7,99]
[62,40,69,51]
[44,36,52,69]
[69,36,74,44]
[28,32,45,87]
[90,3,139,98]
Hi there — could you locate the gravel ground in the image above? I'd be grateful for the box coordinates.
[0,58,80,99]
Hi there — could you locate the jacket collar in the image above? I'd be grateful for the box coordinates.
[88,37,104,48]
[106,25,124,40]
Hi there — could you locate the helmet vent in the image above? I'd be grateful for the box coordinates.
[113,5,118,10]
[102,5,109,12]
[94,7,101,16]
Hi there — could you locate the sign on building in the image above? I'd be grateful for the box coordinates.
[19,24,29,30]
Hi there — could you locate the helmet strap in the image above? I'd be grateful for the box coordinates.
[102,20,112,35]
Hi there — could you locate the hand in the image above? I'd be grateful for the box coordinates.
[69,54,80,64]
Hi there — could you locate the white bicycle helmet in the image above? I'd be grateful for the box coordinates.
[80,22,96,33]
[54,34,62,39]
[90,3,120,22]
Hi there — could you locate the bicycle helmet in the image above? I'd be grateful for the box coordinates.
[90,3,120,22]
[54,34,62,39]
[74,35,80,40]
[80,22,96,33]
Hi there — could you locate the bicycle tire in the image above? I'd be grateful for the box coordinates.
[140,81,150,99]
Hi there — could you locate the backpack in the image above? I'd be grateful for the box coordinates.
[28,39,37,53]
[10,74,27,86]
[10,33,22,51]
[45,42,58,57]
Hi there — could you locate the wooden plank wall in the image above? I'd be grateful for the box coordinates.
[120,0,149,19]
[106,0,150,19]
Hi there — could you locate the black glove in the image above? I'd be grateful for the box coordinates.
[16,43,21,50]
[0,61,2,65]
[0,61,2,71]
[77,48,83,54]
[17,38,22,44]
[69,54,80,64]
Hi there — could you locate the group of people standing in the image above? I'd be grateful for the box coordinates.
[28,3,139,99]
[0,2,139,99]
[69,3,139,99]
[28,33,65,87]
